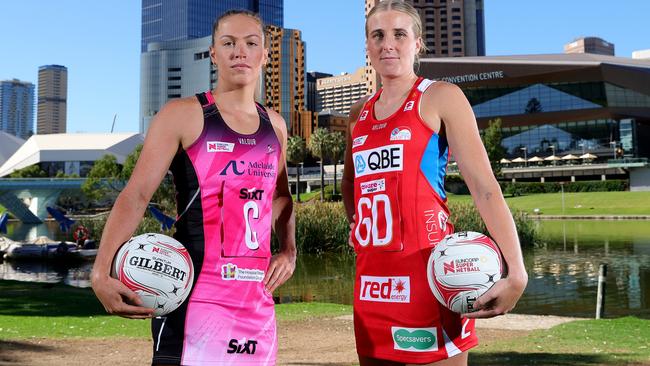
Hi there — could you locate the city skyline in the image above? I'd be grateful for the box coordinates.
[1,0,649,134]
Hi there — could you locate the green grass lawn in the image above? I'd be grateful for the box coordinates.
[473,317,650,365]
[0,280,351,338]
[448,191,650,216]
[292,189,322,202]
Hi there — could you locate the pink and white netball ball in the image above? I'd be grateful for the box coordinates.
[112,233,194,317]
[427,231,503,314]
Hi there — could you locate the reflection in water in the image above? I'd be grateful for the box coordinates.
[0,260,93,288]
[274,254,355,305]
[520,220,650,318]
[629,260,641,309]
[6,221,70,242]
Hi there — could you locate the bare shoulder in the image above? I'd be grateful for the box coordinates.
[152,96,202,127]
[146,97,203,150]
[422,80,466,105]
[265,107,288,141]
[422,81,472,123]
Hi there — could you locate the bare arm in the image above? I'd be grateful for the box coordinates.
[90,98,200,318]
[264,109,296,292]
[423,82,528,318]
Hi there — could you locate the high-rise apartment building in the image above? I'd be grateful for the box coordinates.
[37,65,67,134]
[0,79,34,139]
[306,71,332,112]
[264,25,314,140]
[141,0,283,52]
[316,67,368,115]
[564,37,615,56]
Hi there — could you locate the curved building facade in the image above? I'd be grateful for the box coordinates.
[421,54,650,160]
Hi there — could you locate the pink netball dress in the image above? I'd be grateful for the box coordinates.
[151,91,281,365]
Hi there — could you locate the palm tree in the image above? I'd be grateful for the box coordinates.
[286,135,306,202]
[308,128,331,202]
[328,132,346,196]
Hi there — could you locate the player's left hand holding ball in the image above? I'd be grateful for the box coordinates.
[463,272,527,319]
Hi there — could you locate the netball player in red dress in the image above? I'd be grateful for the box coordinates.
[341,2,528,365]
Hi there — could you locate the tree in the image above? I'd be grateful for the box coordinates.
[308,128,331,202]
[525,98,542,114]
[327,132,346,196]
[81,154,122,201]
[286,136,306,202]
[481,118,506,176]
[121,144,143,179]
[8,164,47,178]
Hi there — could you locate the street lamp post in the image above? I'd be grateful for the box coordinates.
[520,147,528,167]
[296,162,304,203]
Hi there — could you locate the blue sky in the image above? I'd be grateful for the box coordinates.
[1,0,648,133]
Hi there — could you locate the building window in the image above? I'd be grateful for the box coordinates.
[452,7,461,13]
[168,94,181,98]
[168,85,181,89]
[453,47,462,52]
[168,67,181,72]
[453,31,462,36]
[168,76,181,81]
[453,39,462,45]
[452,15,461,21]
[452,23,461,29]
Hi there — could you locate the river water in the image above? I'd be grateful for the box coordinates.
[2,220,648,318]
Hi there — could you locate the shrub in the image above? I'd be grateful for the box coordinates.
[501,180,627,196]
[85,200,538,254]
[448,202,537,247]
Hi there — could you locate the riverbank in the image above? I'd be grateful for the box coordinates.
[535,214,650,220]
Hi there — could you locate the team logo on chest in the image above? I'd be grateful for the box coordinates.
[403,100,415,111]
[207,141,235,153]
[353,144,403,177]
[390,127,412,141]
[353,135,368,148]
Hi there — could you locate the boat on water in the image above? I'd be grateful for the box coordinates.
[2,236,97,262]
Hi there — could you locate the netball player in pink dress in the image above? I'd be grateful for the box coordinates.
[91,10,296,365]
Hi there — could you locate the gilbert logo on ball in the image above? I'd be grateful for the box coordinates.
[112,233,194,317]
[427,231,503,314]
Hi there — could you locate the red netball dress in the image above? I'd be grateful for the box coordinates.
[351,77,478,363]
